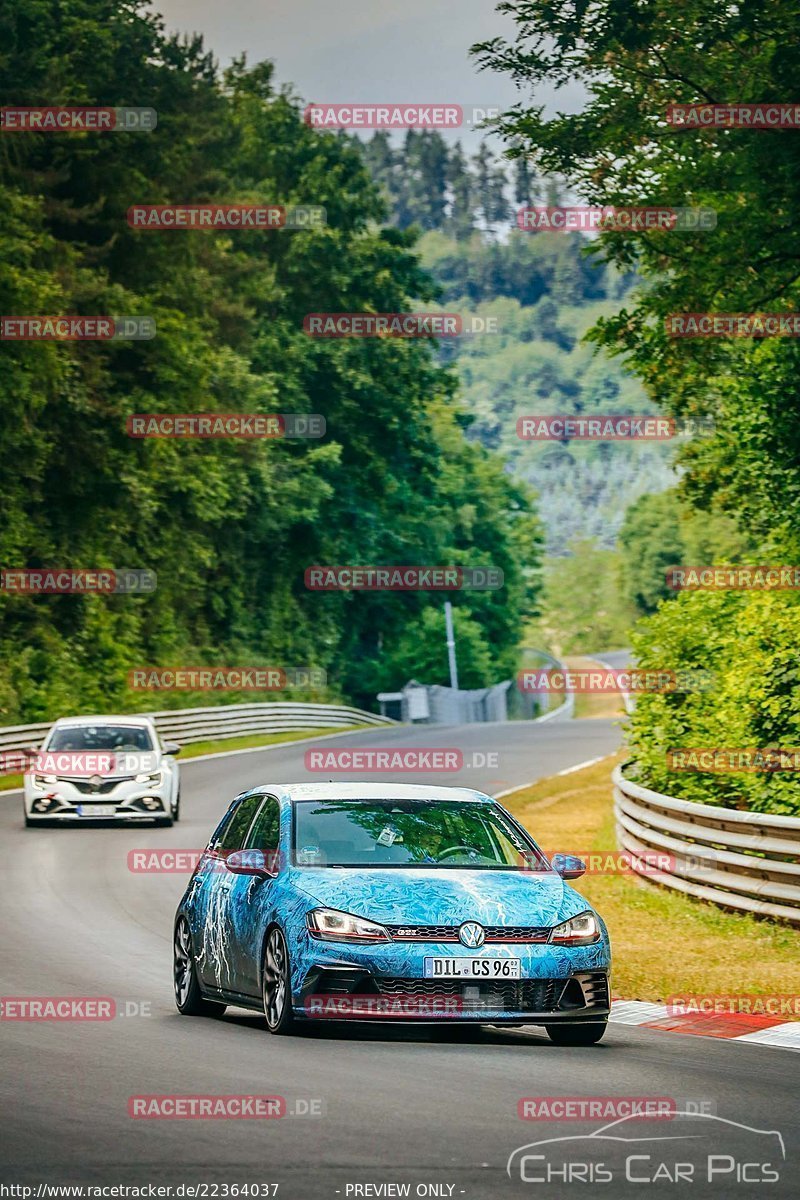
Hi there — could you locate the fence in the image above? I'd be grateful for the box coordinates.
[514,648,576,721]
[613,763,800,925]
[378,652,575,724]
[378,679,513,724]
[0,701,394,754]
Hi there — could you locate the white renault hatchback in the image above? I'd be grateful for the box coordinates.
[23,715,181,827]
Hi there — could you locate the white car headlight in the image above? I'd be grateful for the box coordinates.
[550,911,600,946]
[306,908,390,943]
[134,771,163,784]
[32,775,57,788]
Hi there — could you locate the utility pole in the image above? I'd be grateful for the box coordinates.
[444,600,459,690]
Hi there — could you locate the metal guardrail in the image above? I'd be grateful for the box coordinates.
[0,701,394,753]
[613,763,800,925]
[515,648,576,721]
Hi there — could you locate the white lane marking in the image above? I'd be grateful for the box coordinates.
[493,754,615,800]
[609,1000,671,1024]
[556,755,605,777]
[732,1023,800,1050]
[533,693,574,723]
[492,780,541,800]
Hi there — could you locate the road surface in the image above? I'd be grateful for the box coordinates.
[1,717,796,1198]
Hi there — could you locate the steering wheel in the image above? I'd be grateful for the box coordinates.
[436,845,483,862]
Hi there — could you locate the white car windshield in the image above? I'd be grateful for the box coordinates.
[47,724,155,752]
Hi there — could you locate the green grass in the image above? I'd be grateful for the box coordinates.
[176,724,371,758]
[0,723,374,793]
[563,654,627,720]
[503,753,800,1001]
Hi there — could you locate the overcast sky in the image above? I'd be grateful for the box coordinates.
[152,0,584,144]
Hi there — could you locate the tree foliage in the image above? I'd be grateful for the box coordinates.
[0,0,542,720]
[474,0,800,810]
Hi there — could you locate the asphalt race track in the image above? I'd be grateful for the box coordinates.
[1,718,797,1199]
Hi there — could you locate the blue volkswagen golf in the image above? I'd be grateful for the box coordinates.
[173,783,611,1043]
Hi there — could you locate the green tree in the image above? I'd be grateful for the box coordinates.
[618,493,686,615]
[526,539,634,655]
[0,0,543,720]
[446,142,476,241]
[379,605,495,691]
[473,0,800,551]
[619,489,755,616]
[628,591,800,816]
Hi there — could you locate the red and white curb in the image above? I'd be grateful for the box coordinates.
[610,1000,800,1050]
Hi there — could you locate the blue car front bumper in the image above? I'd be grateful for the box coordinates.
[293,936,611,1023]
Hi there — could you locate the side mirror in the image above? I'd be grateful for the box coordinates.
[225,849,277,878]
[163,742,181,756]
[551,853,586,880]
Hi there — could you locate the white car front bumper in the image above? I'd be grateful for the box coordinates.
[24,774,174,821]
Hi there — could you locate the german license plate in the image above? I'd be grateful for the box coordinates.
[77,804,117,817]
[423,957,521,979]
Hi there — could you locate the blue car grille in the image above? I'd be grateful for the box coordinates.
[375,976,561,1011]
[386,924,551,944]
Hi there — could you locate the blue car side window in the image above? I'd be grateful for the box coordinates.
[245,796,281,853]
[217,794,265,852]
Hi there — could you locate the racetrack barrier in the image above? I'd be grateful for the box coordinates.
[0,701,394,757]
[613,763,800,925]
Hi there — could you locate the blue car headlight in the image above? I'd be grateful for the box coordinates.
[307,908,390,943]
[549,911,601,946]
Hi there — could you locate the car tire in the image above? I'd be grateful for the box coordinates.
[545,1020,607,1046]
[172,789,181,822]
[262,927,295,1035]
[154,814,174,827]
[173,917,227,1018]
[23,811,34,828]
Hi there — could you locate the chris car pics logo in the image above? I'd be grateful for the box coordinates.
[507,1112,785,1186]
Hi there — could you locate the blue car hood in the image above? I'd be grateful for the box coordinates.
[292,867,589,927]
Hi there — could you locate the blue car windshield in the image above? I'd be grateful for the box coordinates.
[293,799,548,870]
